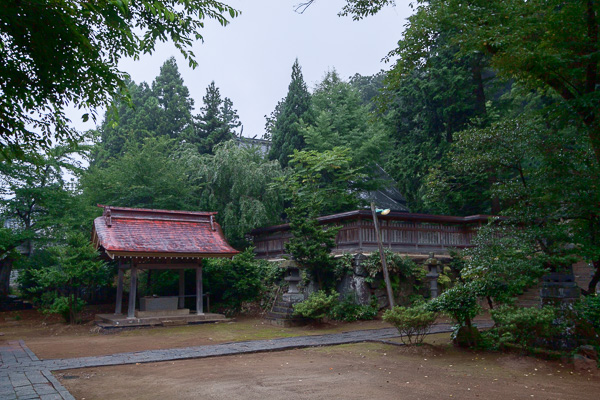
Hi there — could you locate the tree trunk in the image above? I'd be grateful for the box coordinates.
[0,258,13,298]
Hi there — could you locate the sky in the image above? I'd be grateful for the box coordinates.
[71,0,413,138]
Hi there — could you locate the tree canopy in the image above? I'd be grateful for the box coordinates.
[268,59,314,167]
[0,0,239,159]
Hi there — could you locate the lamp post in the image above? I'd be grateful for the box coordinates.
[370,202,395,309]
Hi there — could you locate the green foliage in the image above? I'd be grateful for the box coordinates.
[93,58,196,164]
[302,70,389,170]
[292,290,338,321]
[284,202,339,290]
[490,305,559,351]
[575,295,600,334]
[192,141,284,248]
[26,233,111,323]
[268,59,314,168]
[383,305,438,345]
[427,284,480,328]
[204,248,283,314]
[83,137,199,210]
[44,295,86,324]
[458,223,548,308]
[329,294,378,322]
[192,81,240,154]
[362,250,425,280]
[280,147,364,215]
[280,148,365,289]
[0,0,239,158]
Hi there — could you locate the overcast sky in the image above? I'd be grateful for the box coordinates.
[72,0,412,138]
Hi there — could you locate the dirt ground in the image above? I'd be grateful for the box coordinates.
[57,336,600,400]
[0,307,392,359]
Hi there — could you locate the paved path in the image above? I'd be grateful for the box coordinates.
[0,322,492,399]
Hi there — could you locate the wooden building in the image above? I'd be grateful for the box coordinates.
[92,205,238,327]
[250,209,490,260]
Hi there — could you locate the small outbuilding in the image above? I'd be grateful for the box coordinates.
[91,205,239,327]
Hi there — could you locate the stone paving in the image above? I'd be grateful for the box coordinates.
[0,321,493,399]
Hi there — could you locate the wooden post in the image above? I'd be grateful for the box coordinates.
[371,202,395,309]
[127,264,138,319]
[196,264,204,315]
[115,265,124,315]
[178,269,185,309]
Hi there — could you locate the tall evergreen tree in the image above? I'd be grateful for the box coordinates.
[302,70,388,169]
[220,97,242,137]
[92,58,194,164]
[193,81,238,154]
[152,57,195,139]
[268,59,314,168]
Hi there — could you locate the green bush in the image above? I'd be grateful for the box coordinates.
[293,290,338,320]
[575,295,600,332]
[204,248,283,314]
[44,295,86,324]
[426,284,480,327]
[329,295,378,322]
[383,305,438,345]
[491,305,558,350]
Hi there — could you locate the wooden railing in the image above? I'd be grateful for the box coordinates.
[250,210,490,259]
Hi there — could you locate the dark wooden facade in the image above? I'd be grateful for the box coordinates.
[250,210,491,259]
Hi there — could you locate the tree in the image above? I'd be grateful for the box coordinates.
[268,59,314,167]
[279,148,364,288]
[92,79,161,165]
[191,140,285,248]
[220,97,242,137]
[193,82,236,154]
[0,0,239,159]
[302,70,389,170]
[152,57,195,140]
[82,137,200,210]
[0,143,88,295]
[29,233,111,323]
[92,58,195,164]
[340,0,600,168]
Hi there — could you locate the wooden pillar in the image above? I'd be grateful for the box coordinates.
[371,202,395,309]
[115,265,124,315]
[196,264,203,315]
[179,269,185,309]
[127,264,138,319]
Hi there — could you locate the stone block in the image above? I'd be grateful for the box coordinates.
[573,354,598,372]
[139,296,178,311]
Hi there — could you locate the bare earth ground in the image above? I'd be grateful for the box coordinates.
[57,335,600,400]
[2,307,598,399]
[0,306,392,359]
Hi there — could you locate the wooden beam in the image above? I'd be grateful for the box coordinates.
[133,263,200,270]
[179,270,185,309]
[115,266,124,315]
[196,264,203,315]
[127,264,138,319]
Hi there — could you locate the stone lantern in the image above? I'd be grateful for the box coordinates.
[425,252,441,298]
[282,261,304,303]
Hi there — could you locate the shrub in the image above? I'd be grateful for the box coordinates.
[293,290,338,321]
[575,295,600,333]
[204,248,282,314]
[383,305,438,345]
[329,295,377,322]
[426,284,480,327]
[44,295,86,324]
[491,305,558,350]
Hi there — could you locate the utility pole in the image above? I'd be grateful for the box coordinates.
[370,202,395,309]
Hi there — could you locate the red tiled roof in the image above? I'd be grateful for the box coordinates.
[92,205,239,259]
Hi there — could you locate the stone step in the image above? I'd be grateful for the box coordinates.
[272,305,295,314]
